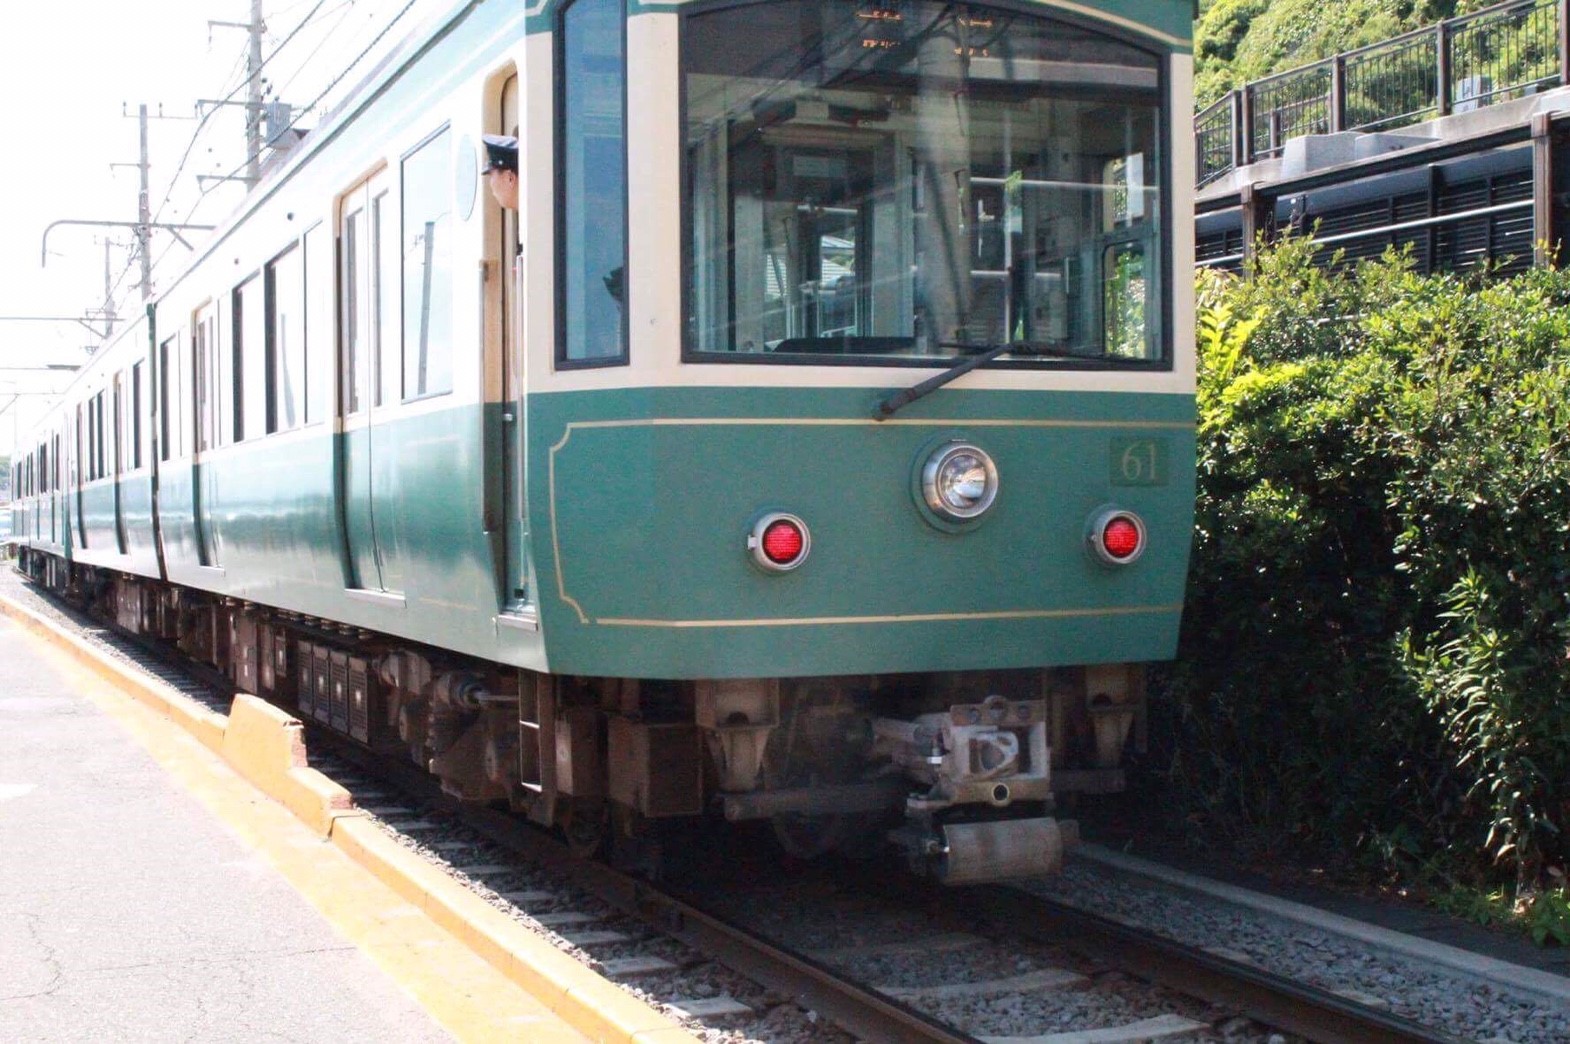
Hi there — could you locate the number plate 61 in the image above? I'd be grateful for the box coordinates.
[1111,438,1166,487]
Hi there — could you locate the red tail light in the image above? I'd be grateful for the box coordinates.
[749,513,811,572]
[761,519,805,565]
[1102,517,1141,560]
[1088,508,1147,566]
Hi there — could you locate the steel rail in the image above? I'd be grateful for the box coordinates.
[326,740,980,1044]
[355,720,1463,1044]
[950,884,1470,1044]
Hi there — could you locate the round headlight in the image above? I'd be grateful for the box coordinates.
[922,443,999,522]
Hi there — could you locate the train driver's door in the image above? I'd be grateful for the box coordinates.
[491,74,530,613]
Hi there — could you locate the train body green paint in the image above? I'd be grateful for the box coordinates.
[531,386,1195,678]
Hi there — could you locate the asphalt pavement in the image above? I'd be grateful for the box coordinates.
[0,612,454,1043]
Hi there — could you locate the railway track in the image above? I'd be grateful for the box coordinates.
[3,571,1475,1044]
[939,887,1467,1044]
[322,733,1466,1044]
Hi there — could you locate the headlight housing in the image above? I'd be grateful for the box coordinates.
[921,443,999,523]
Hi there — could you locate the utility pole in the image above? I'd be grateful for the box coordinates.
[114,102,193,301]
[136,103,152,300]
[247,0,264,185]
[100,240,116,340]
[208,0,267,186]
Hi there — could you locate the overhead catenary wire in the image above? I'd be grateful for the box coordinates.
[110,0,427,324]
[148,0,338,232]
[186,0,422,216]
[109,0,348,322]
[266,0,361,107]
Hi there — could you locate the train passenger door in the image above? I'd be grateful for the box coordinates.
[73,404,86,549]
[50,433,59,544]
[339,170,401,594]
[192,304,222,566]
[112,372,128,554]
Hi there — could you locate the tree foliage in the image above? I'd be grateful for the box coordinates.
[1195,0,1501,107]
[1165,241,1570,896]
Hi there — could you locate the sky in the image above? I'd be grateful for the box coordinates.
[0,0,451,461]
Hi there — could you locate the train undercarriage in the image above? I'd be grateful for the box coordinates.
[23,553,1147,884]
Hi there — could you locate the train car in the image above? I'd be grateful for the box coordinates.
[9,382,74,579]
[12,318,162,620]
[16,0,1196,884]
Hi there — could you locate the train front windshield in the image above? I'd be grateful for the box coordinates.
[684,0,1166,366]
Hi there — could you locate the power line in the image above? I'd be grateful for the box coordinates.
[120,0,340,319]
[294,0,421,123]
[149,0,335,231]
[188,0,420,218]
[269,0,358,101]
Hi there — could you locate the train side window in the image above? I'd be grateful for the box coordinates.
[195,304,218,451]
[266,243,305,433]
[558,0,627,367]
[75,404,84,486]
[87,395,98,481]
[373,185,400,405]
[401,127,452,398]
[235,274,266,441]
[131,361,144,470]
[95,391,107,480]
[342,203,368,416]
[159,335,177,460]
[113,374,124,478]
[218,298,237,447]
[304,224,330,425]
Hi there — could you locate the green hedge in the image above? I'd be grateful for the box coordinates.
[1163,239,1570,891]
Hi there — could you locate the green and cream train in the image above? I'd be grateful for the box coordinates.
[10,0,1196,882]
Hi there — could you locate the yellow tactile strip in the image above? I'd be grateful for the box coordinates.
[0,592,699,1044]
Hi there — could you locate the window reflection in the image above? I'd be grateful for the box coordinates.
[561,0,627,364]
[684,0,1165,365]
[403,129,454,398]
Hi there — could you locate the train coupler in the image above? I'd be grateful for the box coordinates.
[893,816,1077,884]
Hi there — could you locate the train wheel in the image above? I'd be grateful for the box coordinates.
[771,811,851,860]
[561,798,608,859]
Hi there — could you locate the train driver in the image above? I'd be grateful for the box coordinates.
[480,134,519,211]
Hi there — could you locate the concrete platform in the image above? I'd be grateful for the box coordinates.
[0,611,587,1043]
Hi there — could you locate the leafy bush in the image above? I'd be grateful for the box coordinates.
[1163,240,1570,902]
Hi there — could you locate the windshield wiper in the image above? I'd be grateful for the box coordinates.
[874,341,1126,420]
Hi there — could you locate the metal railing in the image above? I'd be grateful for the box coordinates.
[1197,0,1570,187]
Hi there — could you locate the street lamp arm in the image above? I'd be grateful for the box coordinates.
[40,219,217,267]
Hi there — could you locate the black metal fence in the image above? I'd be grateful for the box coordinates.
[1197,0,1570,187]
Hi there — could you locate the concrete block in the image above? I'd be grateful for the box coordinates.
[326,817,698,1043]
[1352,132,1432,160]
[1282,133,1361,176]
[221,693,306,790]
